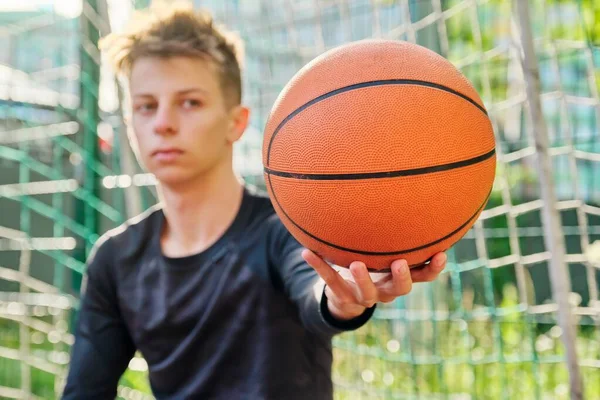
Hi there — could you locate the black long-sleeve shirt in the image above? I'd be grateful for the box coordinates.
[62,186,375,399]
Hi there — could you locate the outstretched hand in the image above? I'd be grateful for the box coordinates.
[302,249,447,321]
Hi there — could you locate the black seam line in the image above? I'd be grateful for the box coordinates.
[268,170,492,258]
[266,79,488,166]
[265,148,495,180]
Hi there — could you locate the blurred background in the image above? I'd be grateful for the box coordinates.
[0,0,599,399]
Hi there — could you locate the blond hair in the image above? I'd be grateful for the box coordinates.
[100,1,244,106]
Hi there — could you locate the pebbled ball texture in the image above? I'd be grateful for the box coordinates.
[263,39,496,271]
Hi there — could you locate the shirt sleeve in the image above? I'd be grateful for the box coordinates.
[268,216,376,336]
[62,236,136,400]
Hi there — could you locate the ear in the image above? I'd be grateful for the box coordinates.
[226,105,250,144]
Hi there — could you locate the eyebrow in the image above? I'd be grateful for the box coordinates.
[132,88,209,98]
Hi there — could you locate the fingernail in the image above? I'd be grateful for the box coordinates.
[438,253,447,267]
[357,263,368,275]
[395,260,408,274]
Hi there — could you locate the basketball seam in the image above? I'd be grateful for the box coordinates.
[264,148,495,180]
[265,79,488,166]
[267,172,492,257]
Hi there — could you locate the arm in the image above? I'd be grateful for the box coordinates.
[268,217,375,336]
[62,237,136,400]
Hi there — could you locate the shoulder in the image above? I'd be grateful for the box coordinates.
[242,186,303,258]
[243,185,289,237]
[87,204,163,270]
[243,184,275,216]
[82,205,162,295]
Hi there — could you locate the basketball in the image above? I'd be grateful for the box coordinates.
[262,39,496,271]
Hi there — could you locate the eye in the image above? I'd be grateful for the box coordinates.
[182,99,202,109]
[134,102,157,113]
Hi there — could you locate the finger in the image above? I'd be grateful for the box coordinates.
[349,262,378,308]
[384,259,412,297]
[301,249,354,301]
[410,252,447,282]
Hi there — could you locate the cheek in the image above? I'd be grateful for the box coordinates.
[131,120,152,148]
[128,129,153,168]
[188,115,228,145]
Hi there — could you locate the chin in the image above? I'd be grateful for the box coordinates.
[152,169,198,187]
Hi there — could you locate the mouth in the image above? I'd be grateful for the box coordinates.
[152,148,184,161]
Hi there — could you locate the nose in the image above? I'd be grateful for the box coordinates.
[153,104,179,136]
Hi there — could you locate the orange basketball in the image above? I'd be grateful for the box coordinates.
[262,39,496,271]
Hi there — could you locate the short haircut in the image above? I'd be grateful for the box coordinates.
[100,1,244,106]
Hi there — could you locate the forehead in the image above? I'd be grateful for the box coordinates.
[129,56,221,95]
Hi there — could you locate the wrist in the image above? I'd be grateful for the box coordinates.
[327,300,367,321]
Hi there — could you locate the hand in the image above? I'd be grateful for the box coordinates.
[302,250,448,321]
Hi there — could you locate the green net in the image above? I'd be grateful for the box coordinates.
[0,0,599,399]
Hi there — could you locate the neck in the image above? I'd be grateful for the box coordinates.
[157,161,244,257]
